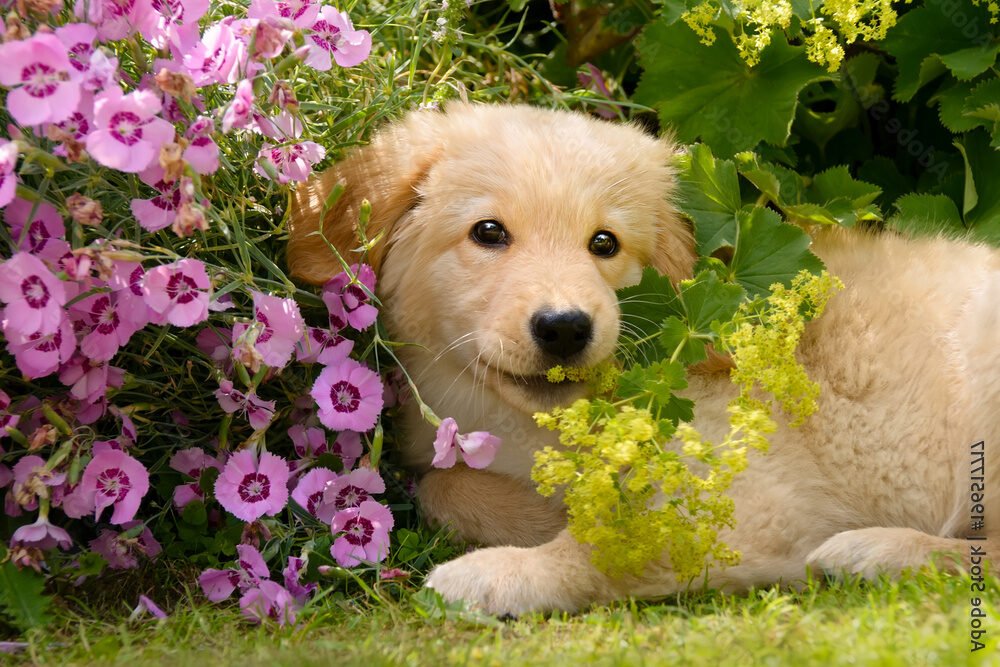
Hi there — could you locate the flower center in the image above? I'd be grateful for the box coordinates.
[277,0,309,19]
[238,472,270,503]
[165,272,199,304]
[310,21,343,53]
[152,0,184,21]
[91,296,120,334]
[107,0,136,18]
[68,43,92,72]
[96,467,131,501]
[255,309,273,343]
[30,329,62,353]
[342,516,374,546]
[306,491,322,515]
[335,484,367,509]
[343,284,367,312]
[20,275,50,308]
[59,112,90,138]
[109,111,145,146]
[128,266,145,296]
[330,380,360,413]
[21,62,60,98]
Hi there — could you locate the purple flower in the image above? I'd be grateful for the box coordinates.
[76,0,154,41]
[72,293,141,362]
[239,580,298,626]
[304,7,371,71]
[237,291,305,369]
[142,0,208,52]
[291,467,337,517]
[331,431,362,470]
[317,467,384,523]
[55,22,98,77]
[58,356,125,405]
[255,140,325,184]
[249,0,319,27]
[131,168,183,233]
[182,20,246,86]
[330,500,393,567]
[310,358,384,433]
[142,258,211,326]
[0,140,18,209]
[282,556,316,603]
[214,449,289,521]
[3,198,70,264]
[295,326,354,365]
[0,252,67,336]
[0,33,81,126]
[86,88,175,173]
[289,425,327,459]
[3,317,76,379]
[77,449,150,524]
[322,263,377,331]
[184,117,219,175]
[131,595,168,620]
[89,521,161,568]
[168,447,223,508]
[222,79,255,133]
[11,515,72,551]
[432,417,501,470]
[199,543,270,601]
[214,380,276,430]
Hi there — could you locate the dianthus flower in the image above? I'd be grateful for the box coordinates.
[311,358,384,432]
[76,449,150,524]
[3,317,76,378]
[291,467,338,516]
[215,380,276,430]
[316,467,384,523]
[87,88,175,173]
[432,417,501,469]
[89,521,161,569]
[0,253,67,337]
[199,543,270,601]
[214,449,290,521]
[322,264,377,331]
[168,447,224,508]
[0,141,19,209]
[0,33,81,126]
[304,7,372,70]
[295,326,353,365]
[3,199,70,264]
[240,580,298,626]
[142,258,211,326]
[330,499,393,567]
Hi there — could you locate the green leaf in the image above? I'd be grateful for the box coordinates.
[635,23,830,156]
[809,166,882,209]
[933,80,983,133]
[616,360,694,424]
[677,270,745,333]
[963,77,1000,123]
[888,193,964,239]
[729,207,824,297]
[0,561,51,630]
[658,316,707,365]
[677,144,742,255]
[883,3,999,101]
[617,268,681,364]
[182,499,208,526]
[959,130,1000,244]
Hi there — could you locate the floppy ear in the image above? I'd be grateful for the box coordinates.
[287,110,445,285]
[647,137,697,285]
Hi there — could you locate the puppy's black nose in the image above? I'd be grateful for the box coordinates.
[530,309,592,360]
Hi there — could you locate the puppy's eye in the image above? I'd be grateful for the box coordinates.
[471,219,509,247]
[589,231,619,257]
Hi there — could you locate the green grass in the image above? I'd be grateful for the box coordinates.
[10,570,999,666]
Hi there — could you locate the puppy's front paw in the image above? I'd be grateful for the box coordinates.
[806,527,963,579]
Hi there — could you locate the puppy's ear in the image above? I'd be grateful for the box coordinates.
[648,137,696,285]
[287,111,445,284]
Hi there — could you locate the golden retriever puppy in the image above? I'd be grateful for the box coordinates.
[287,104,999,615]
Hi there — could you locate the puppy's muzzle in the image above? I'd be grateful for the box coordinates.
[530,309,592,360]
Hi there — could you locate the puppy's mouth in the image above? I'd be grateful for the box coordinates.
[475,361,589,408]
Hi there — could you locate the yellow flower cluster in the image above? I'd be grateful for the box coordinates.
[822,0,901,44]
[682,1,719,46]
[805,21,847,72]
[734,0,794,66]
[723,270,843,425]
[545,362,620,395]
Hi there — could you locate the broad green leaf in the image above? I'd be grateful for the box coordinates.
[677,270,745,333]
[0,561,51,630]
[658,315,707,365]
[963,77,1000,123]
[635,22,830,156]
[677,144,742,255]
[616,360,694,424]
[617,268,681,363]
[883,2,998,101]
[933,80,983,133]
[810,166,882,209]
[729,207,824,297]
[959,130,1000,244]
[888,193,964,239]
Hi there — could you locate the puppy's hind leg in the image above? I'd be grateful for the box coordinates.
[806,527,995,579]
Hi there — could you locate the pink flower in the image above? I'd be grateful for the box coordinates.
[142,258,211,326]
[291,467,337,516]
[89,521,161,568]
[239,580,297,626]
[71,293,141,362]
[289,424,327,459]
[214,380,275,430]
[296,326,354,365]
[3,199,70,264]
[0,252,67,336]
[331,431,362,470]
[249,0,319,27]
[142,0,208,52]
[199,543,270,601]
[78,449,150,524]
[3,317,76,378]
[282,556,316,603]
[168,447,223,508]
[55,22,98,77]
[196,326,233,370]
[11,515,72,551]
[237,291,305,369]
[109,261,159,329]
[432,417,501,470]
[184,116,219,175]
[0,140,18,208]
[131,169,183,233]
[0,390,20,438]
[255,140,325,184]
[317,467,384,523]
[222,79,255,133]
[322,263,377,331]
[304,7,371,70]
[76,0,154,41]
[12,455,66,510]
[310,358,384,432]
[131,595,168,620]
[214,449,289,521]
[58,356,125,405]
[182,20,247,86]
[86,88,175,173]
[0,33,81,126]
[330,500,393,567]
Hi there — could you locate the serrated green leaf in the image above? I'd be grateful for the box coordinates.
[729,207,824,297]
[677,144,742,255]
[0,561,51,630]
[617,268,682,364]
[939,45,1000,81]
[677,270,746,333]
[963,77,1000,123]
[888,193,964,239]
[933,80,983,133]
[658,315,707,365]
[809,166,882,209]
[635,22,830,156]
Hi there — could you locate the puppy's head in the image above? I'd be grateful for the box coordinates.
[288,104,695,412]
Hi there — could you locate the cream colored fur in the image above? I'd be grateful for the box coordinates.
[288,104,999,615]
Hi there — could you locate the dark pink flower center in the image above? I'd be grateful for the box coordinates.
[26,220,53,252]
[107,0,136,18]
[96,467,131,501]
[341,515,373,546]
[278,0,309,19]
[330,380,360,413]
[255,309,273,343]
[335,484,368,509]
[29,328,62,353]
[191,136,213,147]
[152,0,184,21]
[310,21,343,53]
[68,43,93,72]
[343,284,367,311]
[20,62,61,98]
[306,491,322,515]
[20,275,50,308]
[150,188,181,212]
[58,112,90,139]
[90,296,120,334]
[109,111,145,146]
[238,472,270,503]
[166,272,199,304]
[129,266,145,296]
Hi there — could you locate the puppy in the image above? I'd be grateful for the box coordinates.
[288,104,999,615]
